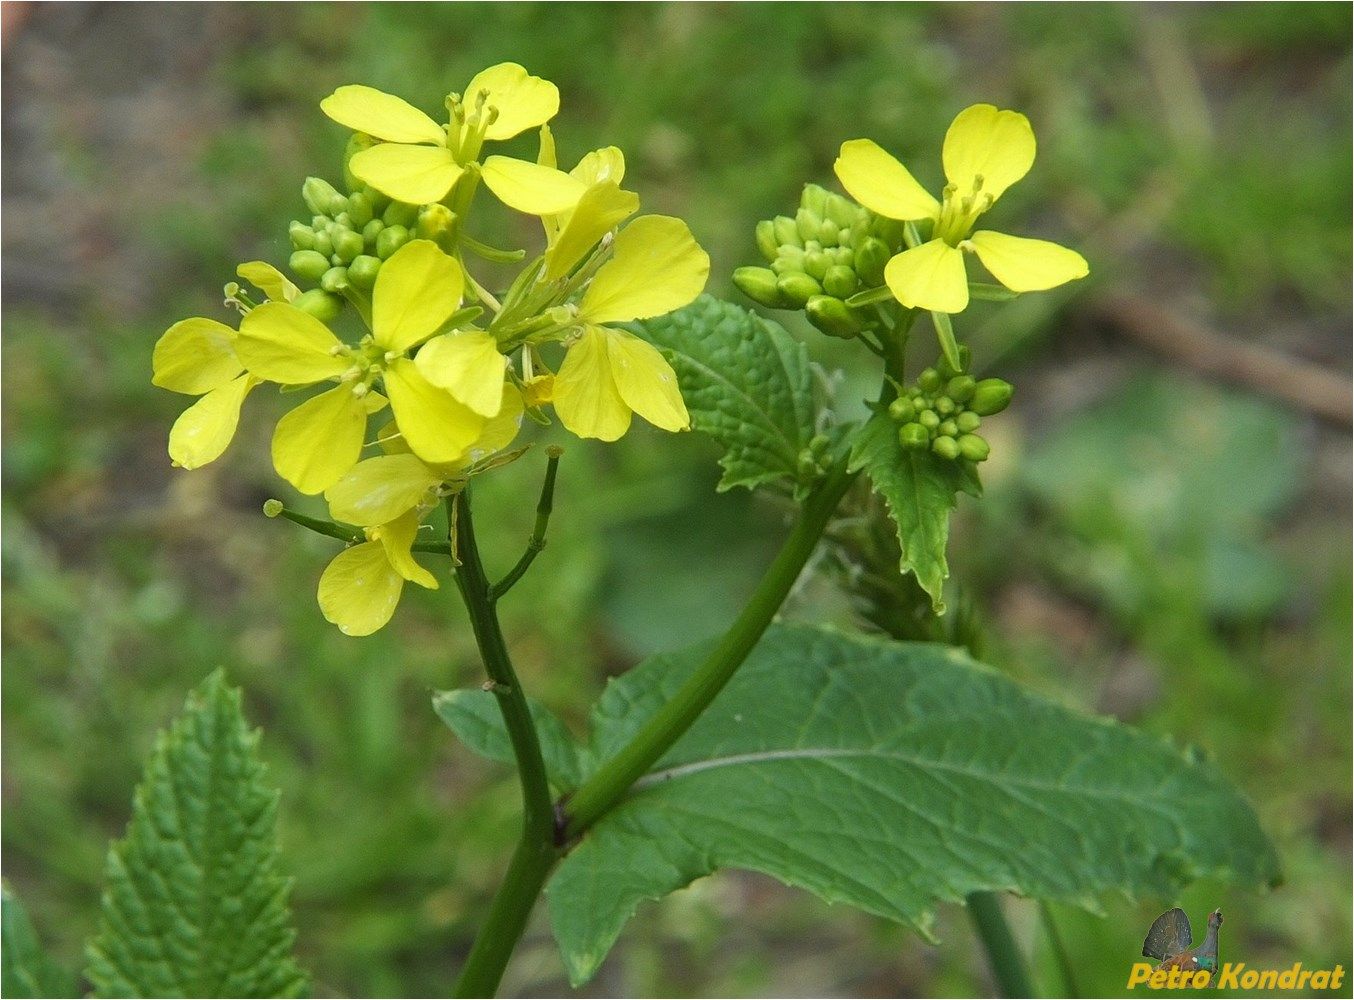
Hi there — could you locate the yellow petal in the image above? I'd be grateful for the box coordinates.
[324,452,441,526]
[537,124,557,170]
[605,328,689,433]
[372,240,464,353]
[463,384,525,463]
[237,302,348,384]
[579,215,709,324]
[414,332,506,417]
[883,239,970,313]
[942,104,1036,202]
[320,85,446,145]
[168,374,255,469]
[271,385,368,494]
[552,326,631,441]
[569,146,626,187]
[371,510,438,589]
[236,261,299,303]
[318,541,404,636]
[350,143,463,205]
[153,318,241,394]
[834,139,940,221]
[481,156,586,215]
[544,181,640,281]
[966,230,1089,292]
[464,62,560,141]
[383,357,486,464]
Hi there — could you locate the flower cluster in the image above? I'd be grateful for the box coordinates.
[153,63,709,634]
[887,355,1012,463]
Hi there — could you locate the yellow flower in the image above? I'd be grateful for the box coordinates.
[834,104,1089,314]
[316,387,525,636]
[234,240,491,493]
[536,138,639,280]
[320,63,585,215]
[235,261,300,303]
[152,317,258,470]
[552,215,708,441]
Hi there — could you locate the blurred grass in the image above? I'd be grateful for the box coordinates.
[2,4,1350,997]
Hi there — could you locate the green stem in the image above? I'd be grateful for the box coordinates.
[968,891,1038,999]
[492,447,561,600]
[449,488,561,998]
[563,458,856,835]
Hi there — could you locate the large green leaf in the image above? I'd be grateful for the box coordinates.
[541,624,1279,986]
[848,412,979,613]
[634,295,817,494]
[1,886,73,999]
[85,671,307,999]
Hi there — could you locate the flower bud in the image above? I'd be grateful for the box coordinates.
[938,419,958,438]
[918,409,940,430]
[376,225,410,260]
[302,176,343,217]
[348,255,382,290]
[854,237,891,286]
[333,229,365,263]
[969,378,1014,416]
[918,367,942,393]
[320,265,349,293]
[935,396,956,416]
[343,133,376,192]
[289,221,316,251]
[776,272,822,307]
[362,218,384,248]
[383,201,419,228]
[830,246,854,268]
[755,220,779,261]
[825,193,860,230]
[290,249,330,282]
[888,397,916,423]
[347,191,374,227]
[816,218,839,246]
[932,435,961,460]
[870,215,906,246]
[945,374,976,403]
[772,216,800,248]
[293,288,344,322]
[822,265,858,298]
[795,208,819,243]
[733,266,787,308]
[958,433,990,462]
[805,294,862,339]
[801,184,830,217]
[899,423,930,450]
[956,410,981,434]
[311,230,334,257]
[803,249,830,281]
[333,211,352,230]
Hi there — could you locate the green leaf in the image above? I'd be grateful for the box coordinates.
[848,412,978,613]
[547,624,1280,986]
[433,689,585,792]
[2,885,74,999]
[633,295,816,493]
[85,671,307,999]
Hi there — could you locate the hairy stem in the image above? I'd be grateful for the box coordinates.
[449,488,561,998]
[562,458,856,835]
[968,891,1038,998]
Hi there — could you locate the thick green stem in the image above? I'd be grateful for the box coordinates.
[449,488,561,998]
[968,891,1038,998]
[563,459,856,835]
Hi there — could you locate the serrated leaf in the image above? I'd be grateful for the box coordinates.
[547,624,1279,986]
[433,689,585,792]
[2,885,74,999]
[633,295,816,493]
[85,671,307,999]
[848,412,977,613]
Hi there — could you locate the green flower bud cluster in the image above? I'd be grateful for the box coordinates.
[287,176,424,310]
[888,354,1012,464]
[733,184,904,338]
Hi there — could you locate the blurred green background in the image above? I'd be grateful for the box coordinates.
[3,3,1350,997]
